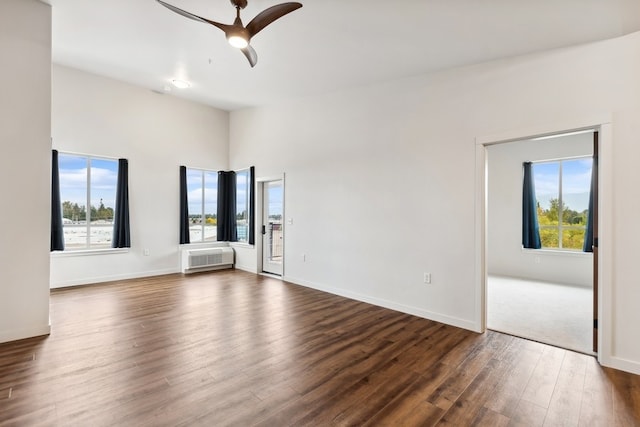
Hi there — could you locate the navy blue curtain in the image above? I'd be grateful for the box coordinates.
[217,171,237,242]
[248,166,255,245]
[51,150,64,251]
[522,162,541,249]
[112,159,130,248]
[179,166,190,244]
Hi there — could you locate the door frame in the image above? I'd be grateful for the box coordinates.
[256,174,285,276]
[475,115,613,366]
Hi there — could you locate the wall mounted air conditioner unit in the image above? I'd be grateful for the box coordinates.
[181,247,234,274]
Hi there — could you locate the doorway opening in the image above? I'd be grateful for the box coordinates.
[484,129,598,355]
[261,179,284,276]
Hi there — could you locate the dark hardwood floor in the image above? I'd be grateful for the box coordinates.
[0,270,638,426]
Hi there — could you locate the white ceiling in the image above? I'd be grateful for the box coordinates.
[45,0,640,111]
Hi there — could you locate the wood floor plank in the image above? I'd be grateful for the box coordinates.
[542,351,588,426]
[483,337,543,418]
[426,332,512,411]
[608,367,640,426]
[470,407,511,427]
[437,357,511,425]
[0,270,637,426]
[255,329,429,426]
[510,399,548,427]
[359,368,449,426]
[520,345,567,409]
[579,362,614,427]
[331,368,422,426]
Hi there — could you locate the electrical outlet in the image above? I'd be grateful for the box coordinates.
[143,248,150,256]
[302,253,306,262]
[424,272,431,284]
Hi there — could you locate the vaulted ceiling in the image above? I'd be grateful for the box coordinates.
[45,0,640,110]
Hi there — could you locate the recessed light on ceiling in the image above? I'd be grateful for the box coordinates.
[171,79,191,89]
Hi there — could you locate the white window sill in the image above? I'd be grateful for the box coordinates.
[178,241,254,249]
[179,241,229,249]
[521,248,593,258]
[229,242,254,249]
[51,248,129,257]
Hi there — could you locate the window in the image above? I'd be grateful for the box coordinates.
[186,168,218,242]
[58,153,118,250]
[235,168,251,243]
[181,166,253,244]
[533,157,592,250]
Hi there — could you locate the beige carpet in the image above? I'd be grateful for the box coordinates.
[487,275,593,354]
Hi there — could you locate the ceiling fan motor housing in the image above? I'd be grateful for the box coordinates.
[230,0,248,9]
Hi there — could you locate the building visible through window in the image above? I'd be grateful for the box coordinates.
[533,157,592,250]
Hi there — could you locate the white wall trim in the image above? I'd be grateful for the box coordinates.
[256,174,285,183]
[597,123,613,368]
[520,248,594,258]
[179,242,230,249]
[475,117,614,369]
[51,248,130,258]
[0,324,50,345]
[234,264,258,274]
[474,142,487,333]
[284,275,478,332]
[475,114,613,146]
[607,356,640,376]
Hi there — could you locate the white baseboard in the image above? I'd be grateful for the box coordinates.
[283,275,478,332]
[605,356,640,375]
[0,323,50,344]
[50,268,179,289]
[234,264,258,274]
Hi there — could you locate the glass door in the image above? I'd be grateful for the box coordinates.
[262,180,283,275]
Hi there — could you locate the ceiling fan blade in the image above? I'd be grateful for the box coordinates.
[241,45,258,67]
[156,0,233,33]
[246,2,302,39]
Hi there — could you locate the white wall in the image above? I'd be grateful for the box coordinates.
[0,0,51,343]
[487,133,593,286]
[230,32,640,373]
[50,65,229,287]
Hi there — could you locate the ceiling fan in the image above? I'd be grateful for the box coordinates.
[156,0,303,67]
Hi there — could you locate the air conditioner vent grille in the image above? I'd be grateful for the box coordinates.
[181,247,234,273]
[190,253,224,268]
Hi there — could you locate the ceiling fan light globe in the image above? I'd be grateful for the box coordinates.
[228,35,249,49]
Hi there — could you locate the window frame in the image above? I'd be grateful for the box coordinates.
[185,167,218,244]
[57,152,119,252]
[533,156,592,251]
[182,166,253,245]
[235,168,251,244]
